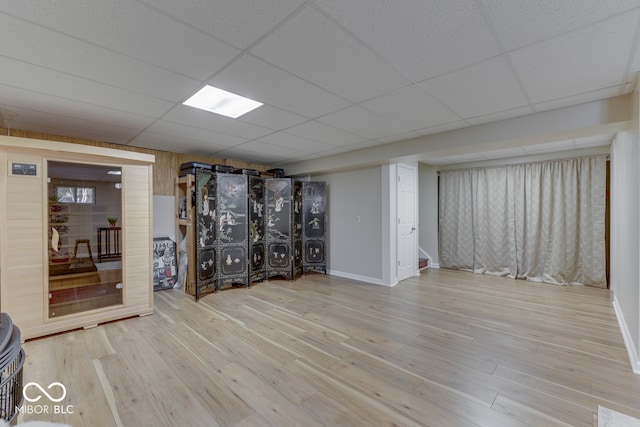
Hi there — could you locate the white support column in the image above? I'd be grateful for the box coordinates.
[381,163,397,286]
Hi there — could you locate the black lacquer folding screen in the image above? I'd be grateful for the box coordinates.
[191,169,325,298]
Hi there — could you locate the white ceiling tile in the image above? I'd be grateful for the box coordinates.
[314,145,359,157]
[465,106,535,126]
[4,114,135,145]
[421,56,529,119]
[317,105,409,139]
[375,131,423,144]
[210,55,349,118]
[10,116,137,142]
[532,86,626,113]
[219,141,307,162]
[162,105,274,140]
[278,152,329,164]
[0,14,200,102]
[282,120,366,147]
[1,1,240,80]
[0,85,156,131]
[509,12,638,104]
[287,140,396,163]
[331,139,390,152]
[258,132,336,153]
[317,0,501,82]
[145,120,248,149]
[361,86,460,129]
[215,147,288,164]
[190,149,227,157]
[0,56,173,116]
[131,131,224,154]
[231,152,288,165]
[481,0,640,50]
[137,0,306,50]
[0,2,635,167]
[238,105,307,131]
[415,121,470,136]
[250,5,411,102]
[285,144,375,163]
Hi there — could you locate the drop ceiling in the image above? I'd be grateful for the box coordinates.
[1,1,638,168]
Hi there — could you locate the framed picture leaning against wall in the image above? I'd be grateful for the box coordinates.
[153,237,177,291]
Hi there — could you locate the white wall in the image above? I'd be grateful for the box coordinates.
[418,163,439,267]
[153,195,175,241]
[313,166,384,284]
[611,133,640,370]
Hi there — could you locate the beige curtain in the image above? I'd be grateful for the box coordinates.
[438,169,474,271]
[439,155,607,287]
[472,166,518,277]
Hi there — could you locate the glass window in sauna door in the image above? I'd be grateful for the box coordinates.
[47,161,123,318]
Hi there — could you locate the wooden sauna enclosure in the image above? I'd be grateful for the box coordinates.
[0,135,155,340]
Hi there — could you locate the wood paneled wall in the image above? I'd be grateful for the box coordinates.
[0,128,273,196]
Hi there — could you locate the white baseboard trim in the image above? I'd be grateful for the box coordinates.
[328,269,397,287]
[613,296,640,374]
[431,263,440,269]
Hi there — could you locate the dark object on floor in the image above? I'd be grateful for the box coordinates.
[0,313,25,424]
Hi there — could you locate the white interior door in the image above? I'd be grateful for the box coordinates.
[397,163,417,281]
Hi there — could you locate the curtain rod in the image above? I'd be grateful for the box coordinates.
[435,153,609,174]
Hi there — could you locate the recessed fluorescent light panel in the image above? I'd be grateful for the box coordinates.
[183,85,263,118]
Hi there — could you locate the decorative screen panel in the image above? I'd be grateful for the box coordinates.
[216,173,248,288]
[195,169,217,299]
[265,178,301,280]
[301,181,327,274]
[248,175,266,283]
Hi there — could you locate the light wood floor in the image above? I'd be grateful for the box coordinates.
[18,269,640,426]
